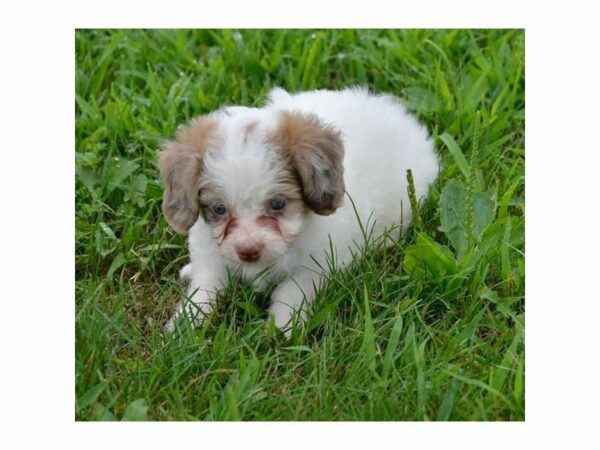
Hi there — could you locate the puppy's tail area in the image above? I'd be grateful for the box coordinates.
[266,87,292,105]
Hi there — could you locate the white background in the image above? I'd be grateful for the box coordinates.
[1,0,599,448]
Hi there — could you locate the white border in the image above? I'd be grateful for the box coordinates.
[2,0,600,448]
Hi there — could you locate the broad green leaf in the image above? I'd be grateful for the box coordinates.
[92,402,117,421]
[76,166,100,195]
[439,179,468,258]
[125,174,148,207]
[106,159,139,194]
[107,253,127,279]
[473,191,496,237]
[76,381,107,413]
[403,233,458,281]
[121,398,149,421]
[480,216,523,254]
[440,179,496,260]
[98,222,117,241]
[404,86,438,114]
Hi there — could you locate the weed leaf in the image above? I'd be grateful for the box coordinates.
[121,398,149,421]
[439,179,468,258]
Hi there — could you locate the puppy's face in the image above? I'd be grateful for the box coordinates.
[158,109,345,267]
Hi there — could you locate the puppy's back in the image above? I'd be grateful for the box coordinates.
[266,87,439,228]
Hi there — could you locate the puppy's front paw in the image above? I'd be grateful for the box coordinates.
[268,301,306,339]
[164,298,213,332]
[179,263,193,282]
[268,301,292,337]
[164,313,179,333]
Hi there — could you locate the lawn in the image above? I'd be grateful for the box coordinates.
[75,29,525,421]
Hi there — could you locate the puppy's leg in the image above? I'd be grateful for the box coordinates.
[165,263,225,332]
[268,271,320,337]
[179,263,193,282]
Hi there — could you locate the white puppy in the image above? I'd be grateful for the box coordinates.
[159,87,439,334]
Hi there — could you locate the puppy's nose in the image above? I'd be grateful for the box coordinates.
[235,243,264,262]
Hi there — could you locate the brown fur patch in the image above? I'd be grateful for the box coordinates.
[158,116,217,234]
[268,111,345,215]
[270,197,305,218]
[256,215,282,235]
[270,176,304,203]
[221,217,239,241]
[198,186,229,225]
[243,121,258,143]
[265,197,306,245]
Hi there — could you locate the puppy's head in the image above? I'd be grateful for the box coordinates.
[158,109,345,267]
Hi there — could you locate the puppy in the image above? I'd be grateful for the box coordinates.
[159,87,439,335]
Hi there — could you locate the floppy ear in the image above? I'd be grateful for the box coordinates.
[271,111,345,215]
[158,116,216,234]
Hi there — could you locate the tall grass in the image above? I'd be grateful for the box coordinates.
[76,29,524,420]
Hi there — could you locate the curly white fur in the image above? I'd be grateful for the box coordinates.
[162,87,439,336]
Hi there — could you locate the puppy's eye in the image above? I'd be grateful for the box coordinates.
[212,203,227,215]
[269,196,286,211]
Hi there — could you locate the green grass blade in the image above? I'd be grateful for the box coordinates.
[382,314,404,379]
[439,133,471,179]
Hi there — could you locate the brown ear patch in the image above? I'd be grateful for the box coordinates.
[158,116,217,234]
[269,111,345,215]
[243,121,258,144]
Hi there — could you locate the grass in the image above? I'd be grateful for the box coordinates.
[75,29,525,421]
